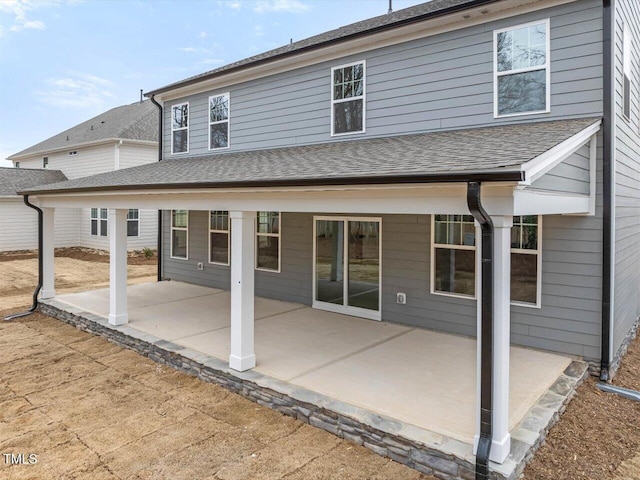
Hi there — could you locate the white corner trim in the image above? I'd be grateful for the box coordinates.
[520,120,602,185]
[588,132,597,216]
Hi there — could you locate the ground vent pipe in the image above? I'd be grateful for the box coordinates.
[4,195,43,321]
[467,181,494,480]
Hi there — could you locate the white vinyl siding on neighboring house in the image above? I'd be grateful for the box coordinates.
[171,103,189,154]
[494,19,550,117]
[331,61,365,136]
[209,94,230,150]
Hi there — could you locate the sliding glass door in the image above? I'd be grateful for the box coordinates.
[314,217,381,320]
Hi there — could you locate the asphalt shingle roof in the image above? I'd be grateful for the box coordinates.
[146,0,490,96]
[9,100,159,159]
[0,168,68,196]
[21,118,600,195]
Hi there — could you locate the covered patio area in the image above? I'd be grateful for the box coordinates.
[41,280,585,479]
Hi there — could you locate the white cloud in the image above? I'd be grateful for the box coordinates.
[0,0,53,35]
[253,0,309,14]
[36,72,115,109]
[254,25,264,37]
[218,1,242,10]
[199,31,209,39]
[200,58,224,66]
[179,46,198,53]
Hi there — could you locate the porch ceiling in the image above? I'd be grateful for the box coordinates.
[55,281,572,445]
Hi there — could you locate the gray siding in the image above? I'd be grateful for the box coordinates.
[613,0,640,355]
[162,208,603,361]
[163,0,603,158]
[528,143,591,194]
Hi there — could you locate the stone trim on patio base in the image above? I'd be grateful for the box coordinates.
[39,300,588,480]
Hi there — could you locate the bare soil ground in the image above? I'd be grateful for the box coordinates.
[0,252,638,479]
[0,248,157,310]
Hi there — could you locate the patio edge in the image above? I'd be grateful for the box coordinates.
[39,300,588,480]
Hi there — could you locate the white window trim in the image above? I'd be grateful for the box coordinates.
[90,208,108,237]
[510,216,543,309]
[255,211,281,273]
[208,210,230,266]
[208,93,230,151]
[330,60,366,137]
[171,102,189,155]
[493,18,551,118]
[312,215,382,321]
[127,209,140,238]
[430,215,478,300]
[170,210,189,260]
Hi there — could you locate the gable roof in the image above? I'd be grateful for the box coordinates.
[8,100,159,160]
[21,118,600,195]
[146,0,495,97]
[0,167,67,196]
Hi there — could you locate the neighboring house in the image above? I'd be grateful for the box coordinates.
[20,0,640,477]
[0,168,69,251]
[5,100,159,252]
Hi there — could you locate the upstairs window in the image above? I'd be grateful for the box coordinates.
[127,209,139,237]
[43,157,48,168]
[90,208,108,237]
[256,211,280,272]
[623,21,631,121]
[15,162,20,168]
[209,94,230,150]
[171,103,189,154]
[331,61,365,135]
[209,210,230,265]
[495,19,550,117]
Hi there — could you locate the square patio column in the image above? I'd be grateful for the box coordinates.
[229,210,257,372]
[40,207,55,299]
[108,208,128,326]
[490,215,512,463]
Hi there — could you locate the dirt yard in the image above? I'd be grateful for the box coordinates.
[0,248,157,310]
[0,251,638,479]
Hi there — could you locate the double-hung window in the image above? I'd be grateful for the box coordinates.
[171,103,189,154]
[171,210,188,259]
[511,216,541,306]
[623,21,631,121]
[90,208,108,237]
[494,19,550,117]
[209,211,230,265]
[127,209,139,237]
[256,211,280,272]
[431,215,476,297]
[331,61,365,135]
[209,93,230,150]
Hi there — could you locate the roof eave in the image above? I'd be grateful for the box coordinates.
[20,169,525,196]
[144,0,498,98]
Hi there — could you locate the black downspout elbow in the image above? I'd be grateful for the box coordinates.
[150,95,163,283]
[4,195,43,320]
[467,181,494,480]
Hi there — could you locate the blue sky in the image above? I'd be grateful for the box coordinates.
[0,0,425,167]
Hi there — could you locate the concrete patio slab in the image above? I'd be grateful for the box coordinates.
[49,280,583,480]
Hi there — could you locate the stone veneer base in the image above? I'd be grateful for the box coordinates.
[39,300,589,480]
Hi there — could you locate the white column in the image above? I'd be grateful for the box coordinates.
[490,215,512,463]
[229,210,256,372]
[108,209,129,326]
[40,207,55,299]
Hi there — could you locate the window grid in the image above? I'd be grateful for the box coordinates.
[494,19,550,117]
[171,103,189,154]
[171,210,188,260]
[127,209,140,238]
[331,61,365,136]
[90,208,108,237]
[510,215,541,307]
[209,94,230,150]
[256,211,281,272]
[209,210,230,265]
